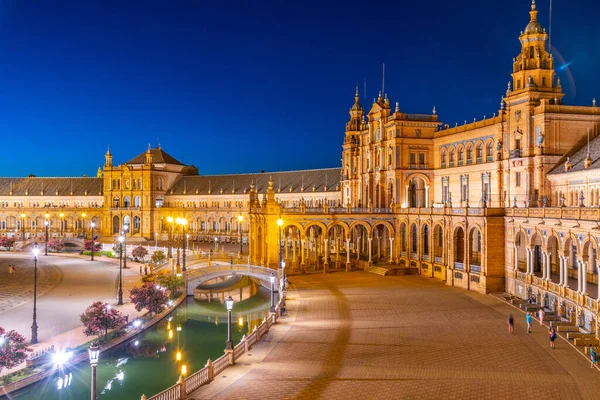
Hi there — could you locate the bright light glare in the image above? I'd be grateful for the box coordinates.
[134,340,139,346]
[116,371,124,381]
[53,351,73,367]
[133,320,141,328]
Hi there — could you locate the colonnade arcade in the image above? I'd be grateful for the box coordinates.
[513,229,600,299]
[247,214,395,272]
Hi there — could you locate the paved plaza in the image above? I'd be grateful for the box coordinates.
[0,253,144,376]
[190,272,600,400]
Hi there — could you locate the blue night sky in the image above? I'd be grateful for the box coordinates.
[0,0,598,177]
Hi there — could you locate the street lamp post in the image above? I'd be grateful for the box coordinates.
[184,234,189,272]
[88,345,100,400]
[59,213,65,237]
[118,234,124,305]
[44,213,50,256]
[123,224,129,271]
[90,222,96,261]
[31,244,40,344]
[269,273,276,313]
[237,215,243,256]
[81,212,87,238]
[167,216,174,259]
[20,213,26,240]
[277,218,285,291]
[225,296,234,350]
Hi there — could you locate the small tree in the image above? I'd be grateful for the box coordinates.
[158,274,184,299]
[84,240,102,253]
[0,237,15,250]
[132,246,148,262]
[80,301,126,340]
[0,326,31,375]
[151,250,166,266]
[47,239,64,252]
[130,283,169,316]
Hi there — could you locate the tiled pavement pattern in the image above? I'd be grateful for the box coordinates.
[0,254,62,313]
[189,272,600,400]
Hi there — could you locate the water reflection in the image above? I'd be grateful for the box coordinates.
[9,277,272,400]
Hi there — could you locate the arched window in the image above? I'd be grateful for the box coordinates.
[529,46,535,58]
[458,147,464,164]
[441,149,447,165]
[449,149,455,164]
[113,196,120,208]
[466,145,473,163]
[134,196,141,207]
[375,128,380,141]
[476,143,483,160]
[123,196,131,208]
[486,141,494,161]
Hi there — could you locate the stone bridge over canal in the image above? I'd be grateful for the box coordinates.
[185,263,281,294]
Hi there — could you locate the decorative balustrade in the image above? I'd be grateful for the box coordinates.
[212,353,230,376]
[185,366,210,393]
[505,207,600,221]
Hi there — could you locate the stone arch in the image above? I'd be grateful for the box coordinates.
[440,148,447,165]
[348,221,372,237]
[132,215,141,234]
[453,225,465,265]
[407,175,428,208]
[123,196,131,208]
[327,220,349,237]
[582,236,599,279]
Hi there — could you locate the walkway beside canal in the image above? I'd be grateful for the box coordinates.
[189,272,600,400]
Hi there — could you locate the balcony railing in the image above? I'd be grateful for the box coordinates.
[408,164,429,170]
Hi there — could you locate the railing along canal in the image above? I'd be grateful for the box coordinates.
[142,297,285,400]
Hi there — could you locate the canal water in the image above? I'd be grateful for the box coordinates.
[9,278,273,400]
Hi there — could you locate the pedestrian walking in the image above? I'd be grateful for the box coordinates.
[526,312,533,333]
[539,308,545,326]
[508,313,514,334]
[8,265,13,274]
[549,328,557,349]
[589,344,597,368]
[139,265,143,276]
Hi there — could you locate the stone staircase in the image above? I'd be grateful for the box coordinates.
[365,266,390,276]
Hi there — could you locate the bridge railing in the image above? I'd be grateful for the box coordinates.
[186,263,281,293]
[142,296,285,400]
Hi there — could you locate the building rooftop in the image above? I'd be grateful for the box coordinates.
[168,168,341,195]
[0,177,103,196]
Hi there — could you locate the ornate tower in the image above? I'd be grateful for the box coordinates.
[503,0,564,207]
[104,146,113,167]
[341,86,365,207]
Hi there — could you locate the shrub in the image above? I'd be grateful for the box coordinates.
[132,246,148,262]
[84,240,102,253]
[0,237,15,250]
[151,250,167,266]
[47,239,64,253]
[158,274,184,299]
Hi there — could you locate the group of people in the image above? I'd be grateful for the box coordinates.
[507,309,597,368]
[7,264,16,274]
